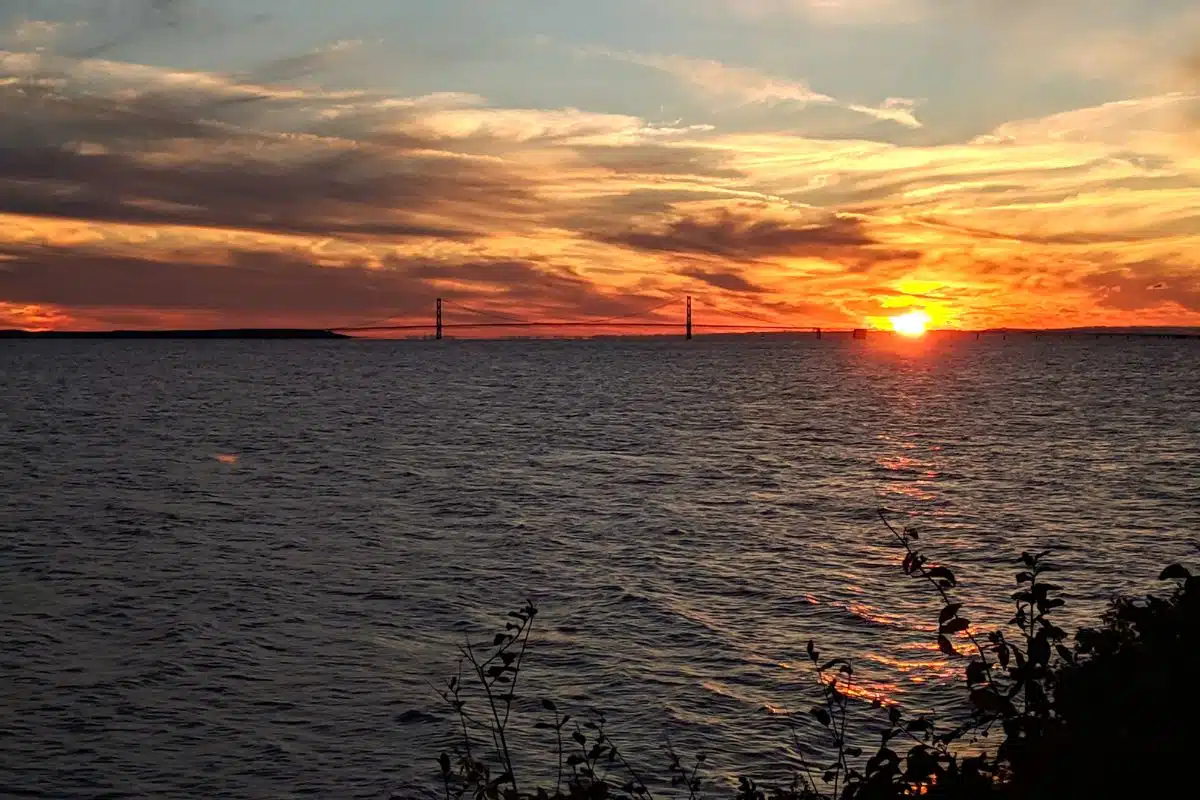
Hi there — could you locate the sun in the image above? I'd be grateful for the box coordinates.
[890,310,931,337]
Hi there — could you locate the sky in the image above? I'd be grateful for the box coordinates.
[1,0,1198,332]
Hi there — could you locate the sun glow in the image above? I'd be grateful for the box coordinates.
[890,310,931,337]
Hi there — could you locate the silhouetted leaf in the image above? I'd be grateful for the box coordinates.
[811,707,832,727]
[966,660,987,685]
[1043,623,1068,640]
[824,770,836,783]
[866,748,900,778]
[941,618,970,634]
[1030,636,1051,666]
[906,718,932,733]
[534,722,554,730]
[928,566,957,587]
[821,659,853,675]
[572,731,585,745]
[567,755,584,767]
[906,746,936,780]
[1020,552,1036,568]
[438,752,451,775]
[997,641,1011,669]
[970,688,1008,714]
[541,698,557,712]
[846,746,863,757]
[1056,644,1075,664]
[907,529,919,540]
[1016,571,1033,584]
[889,706,902,725]
[1160,563,1192,581]
[938,635,958,657]
[1027,680,1047,708]
[1012,647,1026,670]
[493,633,507,646]
[807,640,818,663]
[939,604,963,623]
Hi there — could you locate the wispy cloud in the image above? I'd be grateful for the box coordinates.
[585,47,832,106]
[689,0,930,26]
[581,46,922,128]
[847,98,923,129]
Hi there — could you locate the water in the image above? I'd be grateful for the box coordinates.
[2,336,1197,798]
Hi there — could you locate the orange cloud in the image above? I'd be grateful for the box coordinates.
[1,32,1198,334]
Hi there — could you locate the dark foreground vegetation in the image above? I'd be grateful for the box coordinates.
[427,512,1198,800]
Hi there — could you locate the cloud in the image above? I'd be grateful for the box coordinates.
[590,48,832,106]
[44,0,194,59]
[0,240,664,328]
[0,243,422,319]
[596,207,915,269]
[0,143,508,240]
[0,48,543,241]
[401,106,703,146]
[848,98,923,129]
[7,19,78,43]
[1079,261,1200,312]
[688,0,930,25]
[581,46,922,128]
[680,267,766,293]
[976,93,1199,145]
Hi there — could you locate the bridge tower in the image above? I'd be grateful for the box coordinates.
[435,297,443,340]
[686,295,693,340]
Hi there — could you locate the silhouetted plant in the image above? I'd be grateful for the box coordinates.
[428,517,1197,799]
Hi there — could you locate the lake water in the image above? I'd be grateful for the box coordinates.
[2,335,1198,798]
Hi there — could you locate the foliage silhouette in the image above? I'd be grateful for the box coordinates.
[425,514,1197,799]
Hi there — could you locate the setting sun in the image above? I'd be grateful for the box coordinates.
[890,310,931,337]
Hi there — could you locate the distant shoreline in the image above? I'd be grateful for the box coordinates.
[0,328,349,340]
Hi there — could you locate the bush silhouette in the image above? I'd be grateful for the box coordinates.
[424,514,1197,799]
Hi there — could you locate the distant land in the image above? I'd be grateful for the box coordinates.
[0,328,348,340]
[0,326,1197,340]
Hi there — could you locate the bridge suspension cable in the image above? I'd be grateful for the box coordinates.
[564,296,681,326]
[440,300,536,325]
[693,298,792,328]
[441,295,682,328]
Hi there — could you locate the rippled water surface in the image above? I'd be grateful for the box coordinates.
[2,336,1198,798]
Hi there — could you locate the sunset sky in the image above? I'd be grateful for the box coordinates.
[2,0,1198,332]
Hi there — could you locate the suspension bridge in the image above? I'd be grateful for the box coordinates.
[334,296,824,340]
